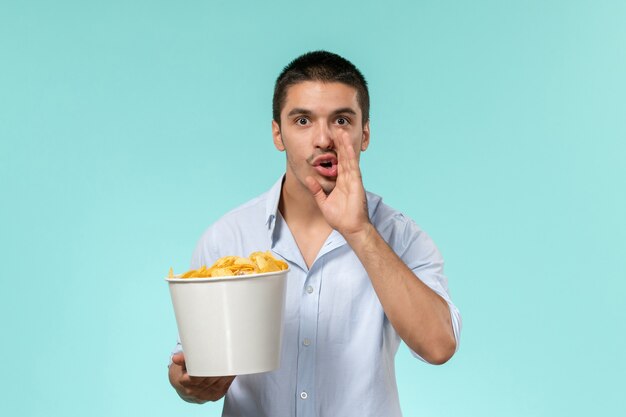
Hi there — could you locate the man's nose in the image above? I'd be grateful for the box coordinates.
[314,122,335,149]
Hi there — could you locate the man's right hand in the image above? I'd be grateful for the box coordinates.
[168,352,236,404]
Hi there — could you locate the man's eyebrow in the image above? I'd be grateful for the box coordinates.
[286,108,313,117]
[331,108,357,116]
[286,107,358,118]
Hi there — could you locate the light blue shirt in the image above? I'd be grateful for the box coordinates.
[173,176,462,417]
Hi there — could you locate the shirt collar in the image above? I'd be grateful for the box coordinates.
[265,174,285,233]
[264,174,383,235]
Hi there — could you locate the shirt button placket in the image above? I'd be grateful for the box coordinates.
[296,264,322,417]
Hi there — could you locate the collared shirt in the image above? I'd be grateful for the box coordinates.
[173,176,462,417]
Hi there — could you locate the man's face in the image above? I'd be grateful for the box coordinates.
[272,81,370,196]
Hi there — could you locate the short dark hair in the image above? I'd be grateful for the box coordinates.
[273,51,369,126]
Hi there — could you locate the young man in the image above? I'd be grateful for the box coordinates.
[169,51,462,416]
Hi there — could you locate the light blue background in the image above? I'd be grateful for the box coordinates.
[1,1,624,416]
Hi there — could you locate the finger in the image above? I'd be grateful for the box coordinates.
[221,376,236,392]
[181,374,233,389]
[342,133,359,172]
[195,376,231,390]
[183,376,236,402]
[179,373,210,387]
[205,376,236,399]
[217,375,236,390]
[335,131,348,167]
[181,384,214,403]
[171,352,186,368]
[194,376,234,395]
[178,374,196,387]
[340,131,357,159]
[194,378,216,391]
[305,176,327,205]
[336,132,359,178]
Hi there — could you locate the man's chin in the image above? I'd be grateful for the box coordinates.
[319,179,336,196]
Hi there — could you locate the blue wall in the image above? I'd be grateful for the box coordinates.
[1,1,624,416]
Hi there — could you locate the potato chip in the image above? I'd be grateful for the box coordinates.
[172,251,288,279]
[212,267,235,277]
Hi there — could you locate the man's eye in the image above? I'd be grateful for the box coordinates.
[297,118,308,125]
[336,117,348,125]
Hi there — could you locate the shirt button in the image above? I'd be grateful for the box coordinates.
[300,391,308,400]
[303,338,311,346]
[306,285,314,294]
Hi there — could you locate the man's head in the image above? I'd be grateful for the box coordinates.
[272,51,369,127]
[271,52,371,197]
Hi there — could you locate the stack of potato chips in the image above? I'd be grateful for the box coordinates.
[169,251,288,278]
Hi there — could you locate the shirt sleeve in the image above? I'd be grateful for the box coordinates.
[168,337,183,368]
[190,226,220,269]
[394,216,463,363]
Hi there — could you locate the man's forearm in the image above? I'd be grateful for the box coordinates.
[344,222,456,364]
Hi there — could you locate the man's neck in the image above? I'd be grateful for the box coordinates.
[278,175,334,269]
[278,176,329,229]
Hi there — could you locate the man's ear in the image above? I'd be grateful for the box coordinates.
[361,120,370,151]
[272,120,285,151]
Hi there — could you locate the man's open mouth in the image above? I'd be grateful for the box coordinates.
[313,155,338,178]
